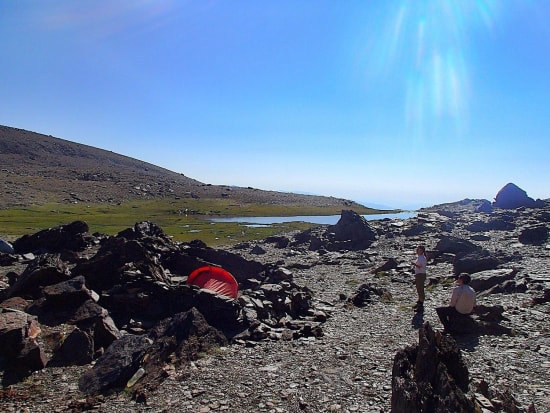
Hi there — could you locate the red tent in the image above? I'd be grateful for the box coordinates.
[186,266,239,298]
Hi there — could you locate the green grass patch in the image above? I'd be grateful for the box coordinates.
[0,198,387,247]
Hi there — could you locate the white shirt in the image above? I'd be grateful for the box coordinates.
[450,284,476,314]
[414,254,427,274]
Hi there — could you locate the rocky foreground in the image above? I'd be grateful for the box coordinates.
[1,194,549,412]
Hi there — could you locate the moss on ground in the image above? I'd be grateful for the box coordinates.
[0,198,391,247]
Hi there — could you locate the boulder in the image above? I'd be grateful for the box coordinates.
[78,334,153,395]
[0,239,15,254]
[194,288,243,334]
[468,269,518,293]
[48,327,94,366]
[391,322,473,412]
[436,305,513,336]
[6,254,71,299]
[349,283,392,307]
[0,310,30,357]
[466,218,516,232]
[264,235,291,248]
[493,183,543,209]
[453,250,501,275]
[138,308,228,392]
[0,310,46,385]
[518,224,548,245]
[13,220,92,254]
[326,210,377,251]
[435,236,480,255]
[372,258,398,274]
[42,275,99,305]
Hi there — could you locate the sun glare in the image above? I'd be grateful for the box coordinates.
[374,0,502,140]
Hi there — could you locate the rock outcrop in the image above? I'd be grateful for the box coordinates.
[493,183,544,209]
[0,221,322,391]
[1,200,549,411]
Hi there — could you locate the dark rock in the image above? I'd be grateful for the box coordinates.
[13,220,91,254]
[421,199,493,217]
[250,245,266,255]
[349,283,392,307]
[116,221,170,242]
[139,308,228,391]
[0,310,29,357]
[0,310,46,385]
[485,279,527,295]
[326,210,377,251]
[183,244,265,286]
[453,250,502,275]
[6,254,71,299]
[466,218,516,232]
[493,183,544,209]
[78,334,153,395]
[402,223,431,236]
[266,266,293,283]
[391,322,473,412]
[4,337,47,385]
[372,258,398,274]
[74,236,171,293]
[27,297,108,327]
[0,239,15,254]
[194,288,243,334]
[518,224,548,245]
[436,305,513,336]
[42,275,98,306]
[0,296,30,312]
[264,236,290,248]
[435,236,480,255]
[49,327,94,366]
[469,269,518,293]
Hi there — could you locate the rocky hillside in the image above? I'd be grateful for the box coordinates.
[0,199,549,412]
[0,125,363,209]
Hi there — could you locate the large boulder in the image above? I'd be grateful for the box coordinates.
[78,334,153,395]
[13,221,92,254]
[493,183,543,209]
[325,210,377,251]
[130,308,229,393]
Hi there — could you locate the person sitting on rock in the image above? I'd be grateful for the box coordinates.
[436,273,476,332]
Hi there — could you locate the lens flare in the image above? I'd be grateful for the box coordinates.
[372,0,502,140]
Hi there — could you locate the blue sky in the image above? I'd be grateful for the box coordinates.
[1,1,549,209]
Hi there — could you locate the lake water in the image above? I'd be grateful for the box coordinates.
[210,211,416,226]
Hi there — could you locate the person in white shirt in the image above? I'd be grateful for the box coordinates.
[436,273,477,331]
[411,245,427,312]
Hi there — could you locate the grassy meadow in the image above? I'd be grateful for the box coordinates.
[0,198,385,247]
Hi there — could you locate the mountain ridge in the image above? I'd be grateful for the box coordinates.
[0,125,367,210]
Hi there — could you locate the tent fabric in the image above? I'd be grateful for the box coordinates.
[186,266,239,298]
